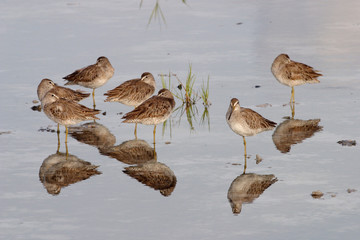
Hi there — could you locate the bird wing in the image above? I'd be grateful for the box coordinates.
[47,101,67,120]
[49,99,100,121]
[53,86,90,101]
[122,96,173,121]
[63,64,99,83]
[105,79,154,102]
[242,108,276,130]
[284,61,322,82]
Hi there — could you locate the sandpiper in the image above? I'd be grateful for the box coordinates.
[63,56,114,108]
[271,53,322,103]
[41,92,100,154]
[226,98,276,157]
[37,78,91,135]
[104,72,155,105]
[122,88,175,143]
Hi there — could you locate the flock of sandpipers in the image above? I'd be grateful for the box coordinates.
[37,54,322,161]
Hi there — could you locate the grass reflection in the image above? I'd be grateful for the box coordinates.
[140,0,187,26]
[200,106,210,131]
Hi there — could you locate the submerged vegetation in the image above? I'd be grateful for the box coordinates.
[159,64,211,132]
[160,64,211,107]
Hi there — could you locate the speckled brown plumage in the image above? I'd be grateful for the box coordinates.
[271,54,322,103]
[63,56,114,89]
[42,92,100,126]
[226,98,276,156]
[104,72,156,106]
[122,88,175,125]
[37,78,90,103]
[271,54,322,87]
[226,98,276,137]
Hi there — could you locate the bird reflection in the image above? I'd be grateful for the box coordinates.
[272,118,323,153]
[39,152,101,195]
[123,160,177,197]
[68,122,116,149]
[99,139,156,165]
[227,171,277,215]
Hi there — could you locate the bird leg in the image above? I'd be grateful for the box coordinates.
[290,86,295,104]
[65,126,68,144]
[64,126,69,158]
[290,101,295,119]
[153,140,157,161]
[242,136,247,157]
[57,123,60,134]
[92,89,96,109]
[65,141,69,159]
[242,137,247,174]
[153,125,157,144]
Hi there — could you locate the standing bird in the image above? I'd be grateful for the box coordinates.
[226,98,276,158]
[63,56,114,108]
[271,53,322,104]
[41,92,100,155]
[37,78,90,151]
[122,88,175,144]
[104,72,156,138]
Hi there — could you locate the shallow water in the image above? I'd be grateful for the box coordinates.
[1,0,360,239]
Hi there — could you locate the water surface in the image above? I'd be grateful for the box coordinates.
[1,0,360,239]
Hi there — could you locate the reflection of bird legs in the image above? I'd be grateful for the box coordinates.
[153,125,158,160]
[243,136,247,157]
[290,101,295,119]
[153,139,157,161]
[242,136,247,173]
[243,155,247,174]
[134,123,138,140]
[65,126,69,159]
[56,127,60,153]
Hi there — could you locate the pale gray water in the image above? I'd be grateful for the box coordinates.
[1,0,360,239]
